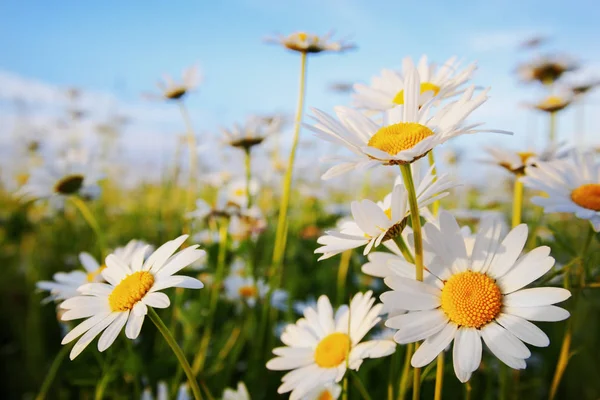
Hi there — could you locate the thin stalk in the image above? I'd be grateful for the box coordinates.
[149,308,203,400]
[549,111,557,144]
[336,250,352,305]
[244,148,252,208]
[400,164,424,400]
[342,373,349,400]
[351,371,373,400]
[69,196,106,256]
[393,235,415,264]
[35,344,70,400]
[178,101,198,229]
[398,343,414,400]
[270,51,308,280]
[512,178,524,228]
[434,351,445,400]
[427,151,440,216]
[192,220,229,375]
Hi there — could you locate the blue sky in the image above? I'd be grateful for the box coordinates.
[0,0,599,184]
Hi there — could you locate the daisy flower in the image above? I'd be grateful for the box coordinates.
[60,234,205,359]
[222,115,281,151]
[309,67,506,179]
[223,274,287,311]
[531,94,572,113]
[142,382,190,400]
[315,164,454,259]
[302,383,342,400]
[517,55,577,85]
[16,155,102,209]
[266,291,395,400]
[352,55,476,112]
[265,31,355,54]
[223,382,250,400]
[147,65,201,101]
[220,178,260,209]
[521,151,600,231]
[381,211,570,382]
[483,142,569,175]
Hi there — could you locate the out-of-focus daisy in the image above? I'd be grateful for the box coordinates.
[60,235,205,359]
[315,164,454,259]
[483,142,569,175]
[531,94,572,113]
[229,206,267,241]
[353,55,476,111]
[147,65,201,101]
[382,211,570,382]
[302,383,342,400]
[219,178,260,210]
[16,155,102,209]
[571,79,599,97]
[522,151,600,231]
[517,55,577,85]
[266,292,395,400]
[266,31,355,54]
[223,274,287,311]
[222,115,282,151]
[223,382,250,400]
[309,68,505,179]
[201,171,232,188]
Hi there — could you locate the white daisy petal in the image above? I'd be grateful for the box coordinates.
[98,311,128,352]
[496,313,549,347]
[503,305,570,321]
[503,287,571,307]
[497,247,554,293]
[411,322,458,368]
[70,313,119,360]
[452,327,482,383]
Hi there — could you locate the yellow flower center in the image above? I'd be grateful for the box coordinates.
[86,265,106,282]
[384,208,392,219]
[318,390,334,400]
[314,333,351,368]
[518,152,536,164]
[233,188,245,197]
[440,271,502,328]
[108,271,155,312]
[571,184,600,211]
[238,285,257,298]
[54,174,84,195]
[368,123,434,156]
[296,32,308,42]
[393,82,441,105]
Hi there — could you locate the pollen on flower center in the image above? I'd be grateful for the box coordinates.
[368,123,434,156]
[108,271,155,312]
[571,183,600,211]
[54,174,84,194]
[238,285,257,298]
[441,271,502,328]
[314,332,351,368]
[518,152,536,164]
[393,82,441,105]
[318,389,334,400]
[86,265,106,282]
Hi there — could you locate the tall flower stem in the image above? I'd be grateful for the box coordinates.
[270,51,308,282]
[244,148,253,208]
[35,344,70,400]
[69,196,106,257]
[549,111,557,144]
[427,151,441,216]
[398,343,414,400]
[148,308,203,400]
[399,164,424,400]
[512,178,524,228]
[178,101,198,231]
[434,351,445,400]
[193,219,229,375]
[336,250,352,305]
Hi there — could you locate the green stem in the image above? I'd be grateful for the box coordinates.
[427,151,440,217]
[336,250,352,305]
[34,344,70,400]
[244,148,252,208]
[549,111,557,144]
[148,308,203,400]
[342,373,349,400]
[270,50,308,279]
[512,178,524,228]
[192,220,229,375]
[393,235,415,264]
[69,196,106,257]
[351,371,373,400]
[398,343,414,400]
[434,351,445,400]
[399,164,424,400]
